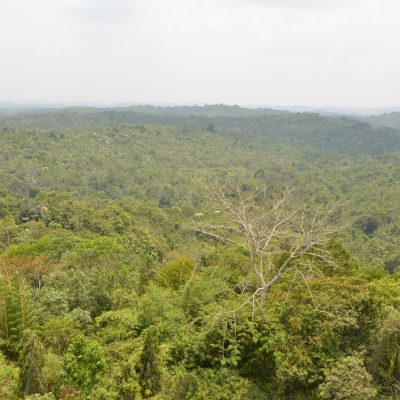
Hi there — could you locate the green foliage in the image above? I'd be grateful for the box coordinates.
[371,310,400,394]
[139,328,161,398]
[0,216,19,251]
[355,216,380,236]
[42,351,65,397]
[7,235,77,261]
[25,394,55,400]
[41,316,80,354]
[0,276,37,358]
[268,276,375,391]
[63,335,106,394]
[318,354,377,400]
[19,329,45,396]
[0,351,19,399]
[112,360,142,400]
[157,256,194,290]
[1,107,400,398]
[161,367,260,400]
[39,288,69,320]
[62,236,124,269]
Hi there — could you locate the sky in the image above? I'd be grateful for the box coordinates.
[0,0,399,107]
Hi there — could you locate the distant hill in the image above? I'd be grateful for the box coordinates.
[276,106,400,116]
[0,104,287,132]
[117,104,289,117]
[1,105,400,156]
[0,104,288,129]
[362,112,400,130]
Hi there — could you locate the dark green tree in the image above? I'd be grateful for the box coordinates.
[139,328,161,398]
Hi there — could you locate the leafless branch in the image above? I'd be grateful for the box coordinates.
[195,184,340,308]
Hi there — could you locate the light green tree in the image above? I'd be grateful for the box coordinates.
[0,351,19,399]
[63,335,106,394]
[318,354,377,400]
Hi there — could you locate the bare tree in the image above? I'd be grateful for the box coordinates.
[196,185,339,306]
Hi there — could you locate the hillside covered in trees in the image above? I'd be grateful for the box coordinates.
[363,113,400,131]
[1,105,400,399]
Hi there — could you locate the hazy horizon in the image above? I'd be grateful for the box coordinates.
[0,101,399,116]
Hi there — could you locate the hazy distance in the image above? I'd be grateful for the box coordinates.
[0,0,399,108]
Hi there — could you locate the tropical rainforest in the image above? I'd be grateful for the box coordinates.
[1,105,400,399]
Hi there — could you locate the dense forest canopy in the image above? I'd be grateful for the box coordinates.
[1,105,400,399]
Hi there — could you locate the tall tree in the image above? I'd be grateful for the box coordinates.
[0,276,37,358]
[197,186,338,305]
[139,328,161,398]
[19,329,45,396]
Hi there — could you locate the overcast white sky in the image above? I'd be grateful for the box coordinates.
[0,0,399,107]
